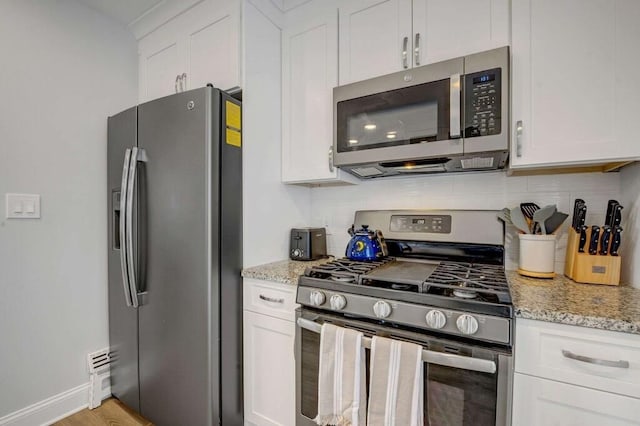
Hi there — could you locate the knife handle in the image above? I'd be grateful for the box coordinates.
[605,200,619,227]
[599,226,612,255]
[610,226,623,256]
[578,225,588,253]
[612,205,623,227]
[588,226,600,255]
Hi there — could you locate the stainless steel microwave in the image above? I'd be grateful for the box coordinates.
[333,46,509,178]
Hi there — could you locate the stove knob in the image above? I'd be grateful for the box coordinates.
[292,248,302,258]
[330,294,347,311]
[309,291,326,306]
[373,301,392,319]
[425,310,446,329]
[456,314,479,335]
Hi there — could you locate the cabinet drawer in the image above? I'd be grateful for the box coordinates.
[513,373,640,426]
[515,318,640,398]
[244,279,298,321]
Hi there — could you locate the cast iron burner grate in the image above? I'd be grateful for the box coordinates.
[304,257,393,282]
[425,262,511,304]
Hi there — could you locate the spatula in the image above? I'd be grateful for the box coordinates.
[510,207,530,234]
[533,205,556,234]
[544,212,569,234]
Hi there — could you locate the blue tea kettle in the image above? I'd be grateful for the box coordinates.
[346,225,386,261]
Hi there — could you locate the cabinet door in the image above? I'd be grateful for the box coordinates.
[511,0,640,168]
[182,1,240,91]
[412,0,509,65]
[243,311,296,426]
[139,25,182,102]
[282,5,358,184]
[339,0,412,84]
[513,373,640,426]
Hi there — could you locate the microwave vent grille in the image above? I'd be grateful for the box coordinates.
[352,167,384,177]
[461,157,494,169]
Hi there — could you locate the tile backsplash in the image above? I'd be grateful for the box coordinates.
[310,171,622,273]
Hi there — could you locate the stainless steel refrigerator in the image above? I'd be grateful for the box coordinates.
[107,87,242,425]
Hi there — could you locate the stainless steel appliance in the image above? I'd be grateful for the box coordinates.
[295,210,513,426]
[333,47,509,178]
[107,87,242,425]
[290,227,327,261]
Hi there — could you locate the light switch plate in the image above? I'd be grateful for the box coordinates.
[6,193,40,219]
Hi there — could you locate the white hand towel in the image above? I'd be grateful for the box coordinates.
[367,336,424,426]
[316,323,366,426]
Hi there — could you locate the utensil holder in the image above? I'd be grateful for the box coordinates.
[518,234,556,278]
[564,229,621,285]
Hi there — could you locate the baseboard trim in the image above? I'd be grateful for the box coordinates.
[0,382,112,426]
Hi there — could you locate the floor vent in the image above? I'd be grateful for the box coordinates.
[87,348,111,409]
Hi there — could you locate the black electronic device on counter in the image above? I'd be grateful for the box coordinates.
[290,228,327,261]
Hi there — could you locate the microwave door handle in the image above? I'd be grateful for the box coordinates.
[119,149,133,307]
[450,73,461,138]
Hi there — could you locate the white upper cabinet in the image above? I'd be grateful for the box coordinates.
[511,0,640,168]
[412,0,509,65]
[338,0,508,84]
[138,0,240,103]
[339,0,412,84]
[282,2,358,184]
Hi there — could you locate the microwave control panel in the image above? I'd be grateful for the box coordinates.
[390,215,452,234]
[464,68,502,138]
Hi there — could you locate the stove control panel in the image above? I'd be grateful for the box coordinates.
[390,215,452,234]
[296,287,511,345]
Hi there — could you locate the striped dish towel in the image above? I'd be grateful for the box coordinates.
[315,323,366,426]
[367,336,424,426]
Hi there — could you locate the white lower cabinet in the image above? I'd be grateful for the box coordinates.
[243,279,297,426]
[512,319,640,425]
[513,374,640,426]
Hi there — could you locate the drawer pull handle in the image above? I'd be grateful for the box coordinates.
[562,349,630,369]
[259,294,284,304]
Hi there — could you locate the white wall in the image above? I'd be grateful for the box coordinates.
[242,1,311,267]
[0,0,137,418]
[310,171,621,273]
[621,163,640,287]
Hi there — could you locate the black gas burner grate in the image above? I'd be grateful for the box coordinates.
[305,257,393,281]
[425,262,511,303]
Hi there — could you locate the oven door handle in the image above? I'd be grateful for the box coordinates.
[296,318,496,374]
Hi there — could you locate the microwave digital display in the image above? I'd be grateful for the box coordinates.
[473,74,496,84]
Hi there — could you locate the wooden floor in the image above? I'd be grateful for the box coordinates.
[53,398,153,426]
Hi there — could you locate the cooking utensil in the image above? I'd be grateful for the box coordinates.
[520,202,540,218]
[578,225,588,252]
[544,212,569,234]
[575,204,587,230]
[510,207,531,234]
[497,208,511,224]
[345,224,385,261]
[599,225,612,255]
[610,226,622,256]
[533,205,556,234]
[605,200,619,227]
[588,226,600,255]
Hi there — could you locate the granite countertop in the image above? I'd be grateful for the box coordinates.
[508,271,640,335]
[242,258,334,285]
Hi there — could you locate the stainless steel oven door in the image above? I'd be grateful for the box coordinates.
[296,308,512,426]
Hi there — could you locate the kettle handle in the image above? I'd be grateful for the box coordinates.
[348,224,355,237]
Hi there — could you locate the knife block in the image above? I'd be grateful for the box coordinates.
[565,228,621,285]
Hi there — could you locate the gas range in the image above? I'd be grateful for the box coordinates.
[296,210,513,347]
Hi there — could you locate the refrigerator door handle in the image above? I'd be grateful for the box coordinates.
[119,149,133,307]
[126,147,148,307]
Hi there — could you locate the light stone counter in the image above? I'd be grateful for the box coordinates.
[508,271,640,335]
[242,258,333,286]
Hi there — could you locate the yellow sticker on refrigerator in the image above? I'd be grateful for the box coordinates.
[225,100,241,131]
[226,128,241,147]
